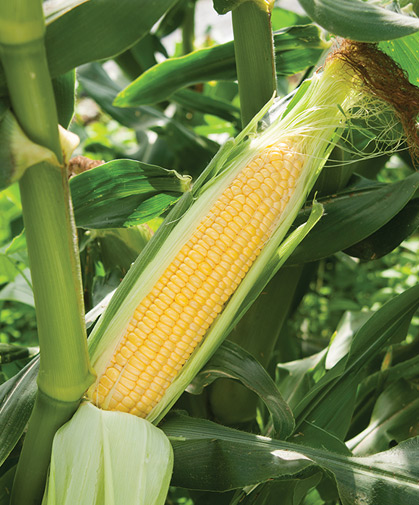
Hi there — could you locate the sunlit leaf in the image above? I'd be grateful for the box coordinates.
[70,160,191,229]
[161,412,419,504]
[114,25,328,107]
[0,0,178,95]
[298,0,419,41]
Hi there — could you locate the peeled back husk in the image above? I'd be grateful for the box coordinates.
[41,402,173,505]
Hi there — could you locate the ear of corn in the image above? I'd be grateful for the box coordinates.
[87,57,361,422]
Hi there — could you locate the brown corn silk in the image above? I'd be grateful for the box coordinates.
[332,40,419,162]
[89,141,303,417]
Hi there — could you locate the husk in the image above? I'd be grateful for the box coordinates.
[41,402,173,505]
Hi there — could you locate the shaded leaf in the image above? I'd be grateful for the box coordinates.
[161,412,419,504]
[0,357,38,467]
[77,63,168,131]
[52,70,76,128]
[298,0,419,41]
[0,270,34,307]
[0,344,31,365]
[294,285,419,438]
[189,341,295,439]
[349,380,419,456]
[343,198,419,260]
[70,159,191,229]
[172,89,240,125]
[289,172,419,264]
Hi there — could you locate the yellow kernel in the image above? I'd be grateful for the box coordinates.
[154,298,167,311]
[136,322,152,335]
[159,322,172,335]
[141,346,157,361]
[206,228,219,241]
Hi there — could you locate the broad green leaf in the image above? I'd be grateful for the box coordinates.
[380,31,419,86]
[343,198,419,260]
[0,357,38,467]
[172,89,240,125]
[189,340,295,439]
[276,351,327,411]
[271,6,311,30]
[0,467,15,505]
[156,0,190,38]
[348,380,419,456]
[289,172,419,264]
[161,412,419,504]
[114,25,328,106]
[0,0,178,96]
[298,0,419,41]
[152,121,220,179]
[70,160,191,229]
[239,473,322,505]
[294,285,419,438]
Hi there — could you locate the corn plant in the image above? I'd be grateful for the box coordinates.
[0,1,419,505]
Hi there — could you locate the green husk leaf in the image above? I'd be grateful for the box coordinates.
[42,402,173,505]
[70,160,191,229]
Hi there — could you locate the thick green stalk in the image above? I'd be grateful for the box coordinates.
[232,1,277,127]
[182,0,196,55]
[0,1,95,503]
[10,393,80,505]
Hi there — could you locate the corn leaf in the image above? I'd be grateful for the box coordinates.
[343,198,419,260]
[0,467,15,505]
[161,412,419,504]
[0,0,178,96]
[0,272,34,307]
[189,340,295,439]
[298,0,419,41]
[237,473,323,505]
[348,380,419,456]
[77,63,169,131]
[293,285,419,438]
[288,172,419,264]
[114,25,328,107]
[0,357,38,467]
[70,160,191,229]
[380,31,419,86]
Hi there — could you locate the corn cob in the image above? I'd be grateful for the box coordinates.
[89,141,303,417]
